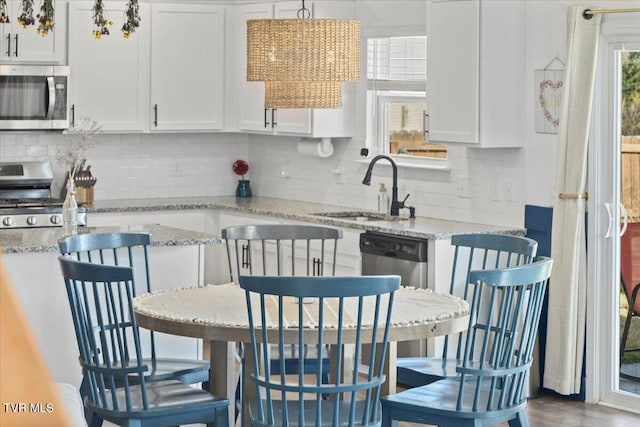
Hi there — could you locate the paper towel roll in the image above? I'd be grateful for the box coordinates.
[296,138,334,158]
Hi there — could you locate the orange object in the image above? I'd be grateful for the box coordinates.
[0,256,72,427]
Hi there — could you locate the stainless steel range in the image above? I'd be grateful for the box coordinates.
[0,161,86,229]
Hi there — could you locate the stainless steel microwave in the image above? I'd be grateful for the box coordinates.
[0,65,69,130]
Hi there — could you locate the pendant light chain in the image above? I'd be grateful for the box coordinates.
[297,0,311,19]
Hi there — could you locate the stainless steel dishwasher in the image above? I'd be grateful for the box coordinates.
[360,231,428,357]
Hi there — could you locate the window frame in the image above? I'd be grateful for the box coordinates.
[364,33,450,170]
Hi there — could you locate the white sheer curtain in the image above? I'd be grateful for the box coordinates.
[543,7,601,395]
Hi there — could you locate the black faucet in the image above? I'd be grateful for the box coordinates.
[362,155,415,217]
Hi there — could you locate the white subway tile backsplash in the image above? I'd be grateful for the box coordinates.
[0,126,531,227]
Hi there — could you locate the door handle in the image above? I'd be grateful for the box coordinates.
[604,202,613,239]
[45,76,55,120]
[70,104,75,128]
[5,34,10,57]
[271,108,277,128]
[620,202,628,237]
[13,33,18,57]
[264,108,269,128]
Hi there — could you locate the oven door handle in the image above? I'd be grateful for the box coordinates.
[45,76,56,120]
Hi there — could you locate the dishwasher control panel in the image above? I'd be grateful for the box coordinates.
[359,231,427,262]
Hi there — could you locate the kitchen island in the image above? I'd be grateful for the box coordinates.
[1,224,221,385]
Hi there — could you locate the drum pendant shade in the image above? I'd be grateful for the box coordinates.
[264,81,342,109]
[246,18,360,108]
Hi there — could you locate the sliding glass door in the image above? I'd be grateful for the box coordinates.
[590,15,640,411]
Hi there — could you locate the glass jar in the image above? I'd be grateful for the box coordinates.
[62,180,78,235]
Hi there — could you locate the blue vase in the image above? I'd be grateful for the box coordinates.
[236,179,252,197]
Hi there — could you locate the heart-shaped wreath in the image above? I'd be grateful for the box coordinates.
[538,79,563,128]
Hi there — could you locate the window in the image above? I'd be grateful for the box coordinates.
[367,36,447,160]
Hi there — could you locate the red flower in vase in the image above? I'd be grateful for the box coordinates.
[232,159,249,180]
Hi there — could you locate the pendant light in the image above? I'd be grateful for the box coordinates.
[246,0,360,108]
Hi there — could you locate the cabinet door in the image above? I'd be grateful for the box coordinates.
[236,2,274,133]
[68,1,149,132]
[0,0,65,64]
[150,3,224,131]
[270,1,313,135]
[426,0,479,144]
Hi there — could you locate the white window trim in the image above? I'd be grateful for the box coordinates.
[364,32,450,170]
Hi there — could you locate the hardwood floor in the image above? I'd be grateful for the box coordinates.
[399,392,640,427]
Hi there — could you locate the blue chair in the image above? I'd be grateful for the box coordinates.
[239,274,401,427]
[58,256,229,427]
[396,233,538,387]
[381,256,553,427]
[222,224,343,381]
[59,233,210,394]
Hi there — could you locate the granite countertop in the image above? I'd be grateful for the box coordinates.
[85,196,524,240]
[0,224,222,254]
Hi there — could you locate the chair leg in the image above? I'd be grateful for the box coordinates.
[508,410,530,427]
[620,310,633,362]
[88,413,103,427]
[216,406,230,427]
[381,408,399,427]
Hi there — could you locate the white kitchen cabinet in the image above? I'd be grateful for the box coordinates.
[67,1,150,132]
[234,1,355,137]
[0,0,66,64]
[149,3,225,131]
[426,0,524,147]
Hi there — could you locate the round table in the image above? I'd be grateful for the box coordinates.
[134,283,469,427]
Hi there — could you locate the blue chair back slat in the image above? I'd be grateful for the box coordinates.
[240,274,400,427]
[459,257,552,411]
[445,234,538,363]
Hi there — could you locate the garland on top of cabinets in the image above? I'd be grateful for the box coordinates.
[0,0,142,39]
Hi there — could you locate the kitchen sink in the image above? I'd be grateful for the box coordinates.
[311,211,410,222]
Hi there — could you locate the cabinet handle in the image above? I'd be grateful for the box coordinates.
[241,244,250,268]
[5,34,10,57]
[264,108,269,128]
[70,105,75,128]
[13,34,18,57]
[272,108,277,128]
[423,111,429,136]
[153,104,158,127]
[312,257,322,276]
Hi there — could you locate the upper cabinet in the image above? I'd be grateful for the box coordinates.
[67,2,225,133]
[234,0,355,138]
[150,3,225,132]
[426,0,524,148]
[0,0,66,64]
[68,1,150,132]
